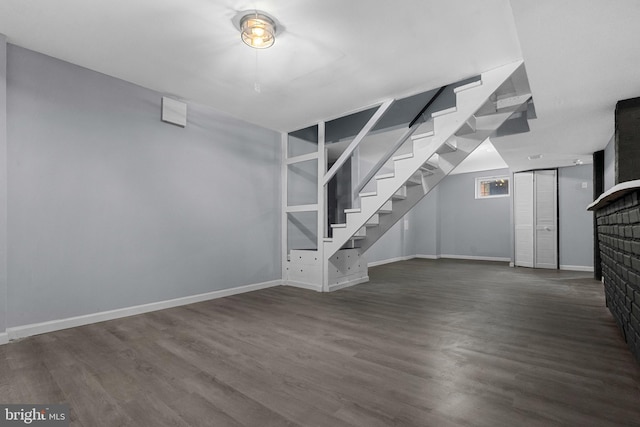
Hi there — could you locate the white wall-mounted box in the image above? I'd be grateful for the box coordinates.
[161,97,187,127]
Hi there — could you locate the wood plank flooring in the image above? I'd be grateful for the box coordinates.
[1,258,640,426]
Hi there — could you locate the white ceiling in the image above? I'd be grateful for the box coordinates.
[0,0,639,171]
[451,139,508,175]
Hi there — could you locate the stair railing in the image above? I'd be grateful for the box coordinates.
[322,99,394,186]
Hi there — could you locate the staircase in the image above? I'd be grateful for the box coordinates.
[324,60,531,258]
[284,60,533,292]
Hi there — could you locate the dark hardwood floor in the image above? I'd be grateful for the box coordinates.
[2,259,640,426]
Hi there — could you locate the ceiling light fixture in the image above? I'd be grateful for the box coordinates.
[528,154,543,160]
[240,12,276,49]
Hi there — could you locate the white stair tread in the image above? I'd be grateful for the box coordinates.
[365,215,379,227]
[496,94,532,110]
[437,141,457,154]
[359,191,377,198]
[323,238,333,242]
[393,153,414,161]
[375,173,395,180]
[344,208,361,214]
[351,236,366,241]
[354,227,366,236]
[392,187,407,200]
[454,80,483,93]
[432,107,457,118]
[411,130,435,141]
[421,160,438,170]
[331,223,346,229]
[406,172,423,184]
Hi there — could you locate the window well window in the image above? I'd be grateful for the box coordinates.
[475,176,510,199]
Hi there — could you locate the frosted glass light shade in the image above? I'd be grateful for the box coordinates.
[240,14,276,49]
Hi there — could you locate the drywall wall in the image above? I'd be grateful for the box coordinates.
[369,169,512,263]
[365,215,417,265]
[438,169,512,259]
[0,35,7,335]
[604,135,615,191]
[366,220,406,264]
[367,165,594,269]
[369,168,511,263]
[558,165,594,269]
[412,187,439,257]
[6,45,281,328]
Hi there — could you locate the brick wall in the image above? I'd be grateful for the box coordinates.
[596,189,640,361]
[616,98,640,184]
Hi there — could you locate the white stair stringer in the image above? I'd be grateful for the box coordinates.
[324,60,531,258]
[358,108,525,253]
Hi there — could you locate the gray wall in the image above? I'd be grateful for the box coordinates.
[366,221,404,264]
[604,135,615,191]
[367,165,595,269]
[438,169,512,259]
[6,45,281,328]
[558,165,594,268]
[0,36,7,334]
[412,187,439,257]
[366,218,416,264]
[369,169,512,262]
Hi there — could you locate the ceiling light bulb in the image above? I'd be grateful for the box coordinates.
[240,13,276,49]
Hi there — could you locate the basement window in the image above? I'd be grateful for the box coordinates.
[475,176,510,199]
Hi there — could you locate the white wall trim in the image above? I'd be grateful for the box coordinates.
[283,280,323,292]
[439,254,511,262]
[368,256,414,267]
[414,254,439,260]
[0,332,8,345]
[560,265,595,272]
[328,276,370,292]
[415,254,510,263]
[4,280,282,343]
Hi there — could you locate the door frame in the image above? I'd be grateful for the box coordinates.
[513,169,559,269]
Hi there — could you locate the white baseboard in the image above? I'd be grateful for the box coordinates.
[368,256,414,267]
[0,332,8,345]
[439,254,511,263]
[414,254,439,260]
[415,254,510,263]
[328,276,369,292]
[374,254,511,264]
[560,265,594,272]
[283,280,323,292]
[4,280,282,343]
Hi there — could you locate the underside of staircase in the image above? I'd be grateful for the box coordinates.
[284,60,533,292]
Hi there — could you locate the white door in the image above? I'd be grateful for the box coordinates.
[514,172,534,267]
[534,170,558,269]
[514,170,558,269]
